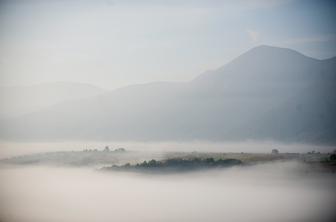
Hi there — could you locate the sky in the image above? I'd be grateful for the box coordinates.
[0,0,335,89]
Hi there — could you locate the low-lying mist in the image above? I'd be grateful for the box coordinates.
[1,141,335,158]
[0,161,335,222]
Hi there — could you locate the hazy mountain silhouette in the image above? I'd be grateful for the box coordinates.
[0,82,105,118]
[1,45,335,144]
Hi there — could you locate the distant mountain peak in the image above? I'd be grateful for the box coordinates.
[241,45,313,60]
[193,45,324,83]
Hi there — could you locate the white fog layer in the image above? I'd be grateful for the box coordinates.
[0,161,335,222]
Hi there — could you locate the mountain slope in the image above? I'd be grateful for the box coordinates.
[1,45,335,144]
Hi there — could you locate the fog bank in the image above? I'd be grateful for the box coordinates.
[0,161,335,222]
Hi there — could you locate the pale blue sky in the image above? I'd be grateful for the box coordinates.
[0,0,335,89]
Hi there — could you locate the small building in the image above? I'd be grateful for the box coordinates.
[115,148,126,152]
[271,149,279,154]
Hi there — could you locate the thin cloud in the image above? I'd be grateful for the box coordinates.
[246,29,260,43]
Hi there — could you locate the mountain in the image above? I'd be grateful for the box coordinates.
[0,82,105,118]
[1,45,335,144]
